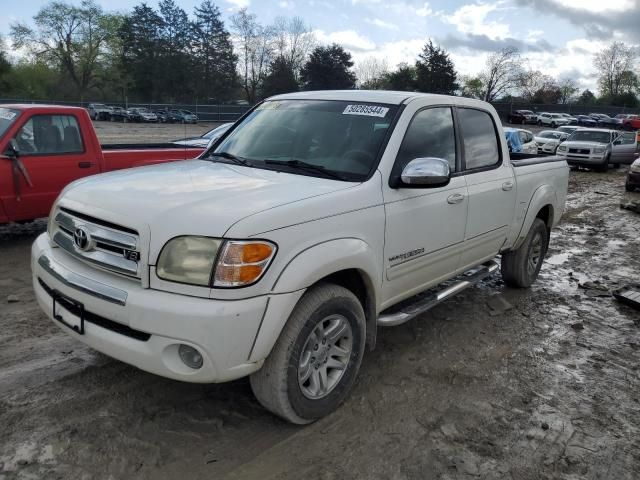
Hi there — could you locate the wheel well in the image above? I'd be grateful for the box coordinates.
[315,269,377,350]
[536,205,554,241]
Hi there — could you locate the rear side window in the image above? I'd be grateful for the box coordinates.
[458,108,500,170]
[394,107,456,175]
[14,115,84,155]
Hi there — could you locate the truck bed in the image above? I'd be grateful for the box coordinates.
[510,152,565,167]
[101,144,204,171]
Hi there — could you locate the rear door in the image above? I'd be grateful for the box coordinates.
[611,132,637,165]
[2,113,100,222]
[457,107,516,271]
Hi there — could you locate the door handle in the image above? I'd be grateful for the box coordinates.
[78,162,93,169]
[502,181,514,191]
[447,193,465,204]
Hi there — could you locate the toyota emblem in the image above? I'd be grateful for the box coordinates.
[73,227,92,251]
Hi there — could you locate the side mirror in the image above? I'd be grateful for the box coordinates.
[400,157,451,188]
[4,138,20,158]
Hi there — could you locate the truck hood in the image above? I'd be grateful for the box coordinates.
[562,141,608,149]
[60,160,356,238]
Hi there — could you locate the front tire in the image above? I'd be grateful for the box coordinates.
[501,218,548,288]
[250,283,366,424]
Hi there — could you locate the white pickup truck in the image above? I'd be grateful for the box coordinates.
[32,91,568,424]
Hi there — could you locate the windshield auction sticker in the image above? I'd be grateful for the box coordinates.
[0,110,17,121]
[343,104,389,117]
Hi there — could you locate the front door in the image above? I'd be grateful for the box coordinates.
[382,106,468,307]
[1,113,100,222]
[611,132,637,165]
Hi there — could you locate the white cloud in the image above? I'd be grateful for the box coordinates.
[549,0,634,13]
[314,29,376,51]
[348,38,425,70]
[225,0,250,9]
[443,3,510,40]
[278,0,294,8]
[365,18,398,30]
[415,2,433,17]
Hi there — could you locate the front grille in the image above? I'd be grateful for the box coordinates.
[569,148,591,155]
[39,278,150,341]
[52,208,141,278]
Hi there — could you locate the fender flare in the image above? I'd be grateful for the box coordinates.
[512,185,557,250]
[249,238,381,363]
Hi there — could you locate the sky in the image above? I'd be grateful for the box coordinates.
[1,0,639,93]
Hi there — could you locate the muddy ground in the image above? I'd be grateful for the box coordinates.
[1,163,640,479]
[93,120,223,144]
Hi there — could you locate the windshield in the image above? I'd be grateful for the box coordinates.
[540,132,562,139]
[212,100,398,181]
[568,131,611,143]
[0,108,20,139]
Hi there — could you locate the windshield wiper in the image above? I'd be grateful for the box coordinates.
[207,151,249,166]
[262,159,347,181]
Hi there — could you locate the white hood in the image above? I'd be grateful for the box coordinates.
[59,160,356,240]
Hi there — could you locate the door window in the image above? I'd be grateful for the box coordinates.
[14,115,84,155]
[458,108,501,170]
[393,107,456,177]
[617,132,636,145]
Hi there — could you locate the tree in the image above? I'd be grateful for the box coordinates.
[380,63,417,91]
[119,4,164,101]
[558,78,578,104]
[232,8,273,103]
[156,0,192,101]
[477,47,522,102]
[518,69,557,102]
[300,44,356,90]
[594,42,636,98]
[577,89,596,105]
[271,16,315,81]
[11,0,117,99]
[355,56,389,89]
[460,76,483,98]
[0,37,12,96]
[192,0,237,102]
[261,56,298,98]
[415,40,458,95]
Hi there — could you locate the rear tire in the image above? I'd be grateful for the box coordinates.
[501,218,548,288]
[250,283,366,424]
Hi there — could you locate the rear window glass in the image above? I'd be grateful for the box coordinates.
[459,108,500,170]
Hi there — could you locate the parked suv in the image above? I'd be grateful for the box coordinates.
[537,113,570,128]
[87,103,113,121]
[508,110,537,125]
[556,129,638,171]
[171,109,199,124]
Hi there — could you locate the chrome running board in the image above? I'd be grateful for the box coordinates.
[377,260,499,327]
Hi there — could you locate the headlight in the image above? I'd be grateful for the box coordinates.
[157,236,222,286]
[156,237,276,287]
[593,146,606,154]
[213,240,276,287]
[631,162,640,173]
[557,145,567,152]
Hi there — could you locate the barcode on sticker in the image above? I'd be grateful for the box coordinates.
[343,105,389,117]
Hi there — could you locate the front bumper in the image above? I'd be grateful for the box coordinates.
[31,234,301,383]
[561,153,607,166]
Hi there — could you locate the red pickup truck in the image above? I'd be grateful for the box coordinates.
[622,115,640,131]
[0,105,204,224]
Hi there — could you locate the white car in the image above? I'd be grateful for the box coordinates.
[173,123,233,148]
[504,127,537,154]
[32,91,569,423]
[534,130,570,154]
[558,113,577,125]
[537,112,570,128]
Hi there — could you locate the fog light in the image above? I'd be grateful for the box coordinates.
[178,344,203,369]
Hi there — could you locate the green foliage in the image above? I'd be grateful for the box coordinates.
[301,44,356,90]
[261,57,299,98]
[192,1,238,102]
[379,64,417,91]
[460,76,483,98]
[577,89,596,105]
[11,0,118,97]
[415,40,458,95]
